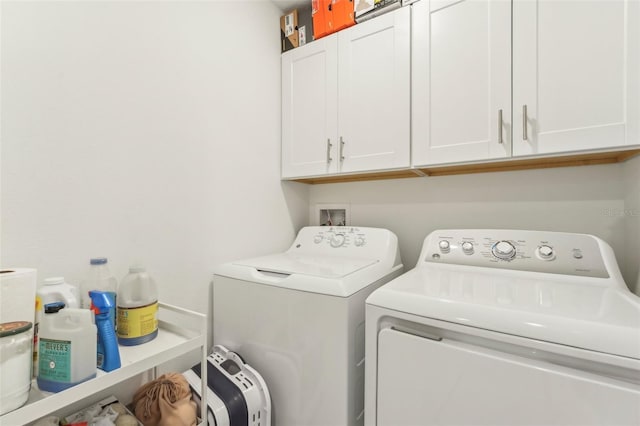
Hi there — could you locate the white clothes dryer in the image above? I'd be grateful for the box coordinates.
[213,226,403,426]
[365,229,640,426]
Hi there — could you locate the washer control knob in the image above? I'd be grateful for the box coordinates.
[461,242,474,255]
[537,245,555,260]
[354,236,365,247]
[492,241,516,260]
[314,235,324,244]
[439,240,451,253]
[330,233,346,248]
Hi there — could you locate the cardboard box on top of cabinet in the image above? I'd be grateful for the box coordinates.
[354,0,375,17]
[312,0,329,40]
[355,0,408,23]
[281,9,298,52]
[330,0,355,33]
[280,6,313,52]
[312,0,355,40]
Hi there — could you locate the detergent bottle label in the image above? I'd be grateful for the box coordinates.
[33,296,42,377]
[104,291,117,330]
[39,338,71,382]
[97,339,105,369]
[117,302,158,339]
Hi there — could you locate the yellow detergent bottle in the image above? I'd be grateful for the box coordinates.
[117,266,158,346]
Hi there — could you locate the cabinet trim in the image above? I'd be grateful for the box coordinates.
[287,149,640,184]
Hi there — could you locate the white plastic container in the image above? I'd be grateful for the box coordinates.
[37,305,97,393]
[0,321,33,415]
[0,268,37,325]
[81,258,117,328]
[37,277,80,309]
[117,266,158,346]
[34,277,80,377]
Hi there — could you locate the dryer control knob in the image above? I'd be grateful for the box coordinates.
[354,237,365,247]
[537,245,555,260]
[439,240,451,253]
[492,241,516,260]
[330,233,346,248]
[462,242,474,255]
[314,235,324,244]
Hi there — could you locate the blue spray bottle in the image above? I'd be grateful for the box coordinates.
[90,290,121,372]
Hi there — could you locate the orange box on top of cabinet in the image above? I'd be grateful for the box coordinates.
[312,0,330,39]
[312,0,355,40]
[330,0,356,33]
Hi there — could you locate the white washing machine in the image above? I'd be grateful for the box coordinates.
[213,226,403,426]
[365,229,640,426]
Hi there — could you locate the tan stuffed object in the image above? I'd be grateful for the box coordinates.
[132,373,197,426]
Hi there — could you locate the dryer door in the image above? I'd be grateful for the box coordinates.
[376,328,640,425]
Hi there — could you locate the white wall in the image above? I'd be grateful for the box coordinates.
[1,0,309,314]
[1,0,637,315]
[309,162,638,288]
[623,155,640,294]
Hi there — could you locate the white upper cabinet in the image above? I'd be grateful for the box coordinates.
[337,6,411,173]
[412,0,511,166]
[281,7,410,178]
[282,36,338,178]
[282,1,639,181]
[513,0,640,156]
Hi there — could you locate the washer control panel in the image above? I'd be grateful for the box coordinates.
[290,226,398,261]
[311,227,366,249]
[425,230,609,278]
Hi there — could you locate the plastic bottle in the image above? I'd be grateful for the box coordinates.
[89,291,121,372]
[37,277,80,309]
[37,303,97,392]
[117,266,158,346]
[81,258,117,330]
[32,297,41,378]
[34,277,80,377]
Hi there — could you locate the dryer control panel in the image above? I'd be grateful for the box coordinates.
[421,230,610,278]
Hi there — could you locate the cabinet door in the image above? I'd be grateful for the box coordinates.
[282,35,338,178]
[337,7,410,173]
[513,0,640,156]
[412,0,511,166]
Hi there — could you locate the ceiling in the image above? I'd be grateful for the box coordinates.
[271,0,310,12]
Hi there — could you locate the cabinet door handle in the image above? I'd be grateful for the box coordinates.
[340,137,345,162]
[523,105,528,141]
[326,139,332,163]
[498,109,503,144]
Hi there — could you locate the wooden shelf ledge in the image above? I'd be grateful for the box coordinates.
[288,149,640,184]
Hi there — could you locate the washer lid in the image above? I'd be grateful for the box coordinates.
[234,253,379,279]
[367,263,640,360]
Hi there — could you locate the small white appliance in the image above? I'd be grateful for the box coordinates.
[365,229,640,426]
[183,345,271,426]
[213,226,403,426]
